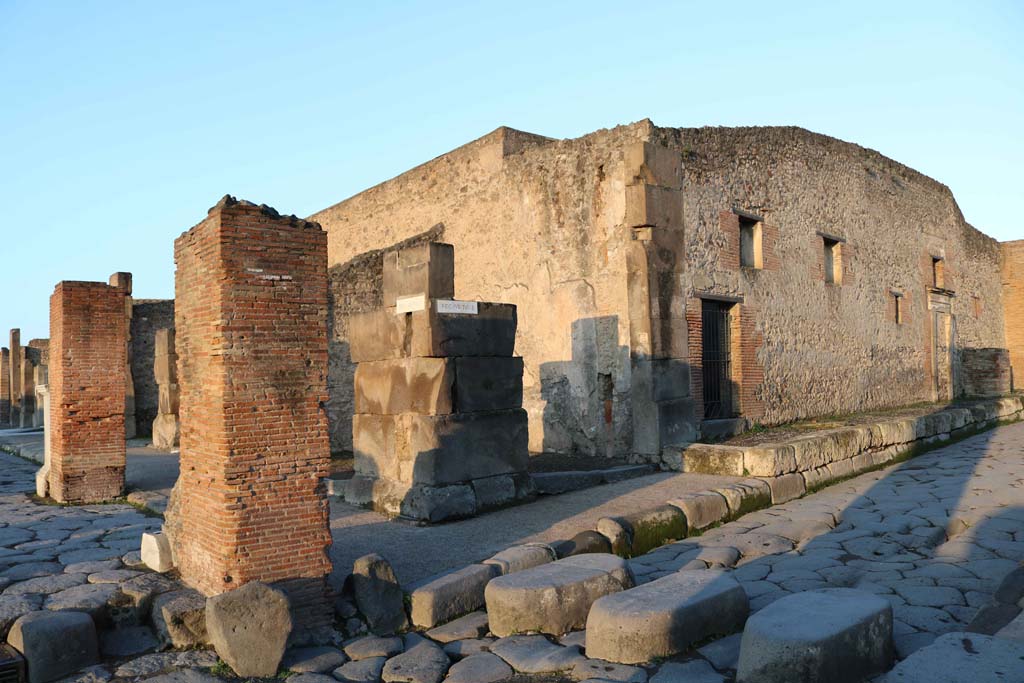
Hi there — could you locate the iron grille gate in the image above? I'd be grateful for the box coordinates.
[702,301,734,419]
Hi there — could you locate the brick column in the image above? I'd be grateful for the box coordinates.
[165,196,332,633]
[0,348,10,426]
[48,280,127,503]
[9,329,20,427]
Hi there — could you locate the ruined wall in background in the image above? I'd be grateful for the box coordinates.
[131,299,175,436]
[651,125,1007,424]
[1003,240,1024,389]
[312,124,649,457]
[325,226,443,452]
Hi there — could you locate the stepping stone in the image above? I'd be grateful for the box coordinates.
[425,611,488,643]
[444,653,512,683]
[7,610,99,683]
[152,589,208,648]
[353,553,408,636]
[736,588,893,683]
[489,635,584,673]
[334,656,386,683]
[586,570,748,664]
[483,545,554,575]
[282,646,348,673]
[381,637,449,683]
[0,595,41,638]
[485,554,634,636]
[345,634,404,660]
[877,631,1024,682]
[410,564,499,628]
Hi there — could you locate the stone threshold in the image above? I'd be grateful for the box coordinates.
[400,396,1024,630]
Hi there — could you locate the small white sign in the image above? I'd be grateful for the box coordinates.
[395,294,426,314]
[435,299,479,315]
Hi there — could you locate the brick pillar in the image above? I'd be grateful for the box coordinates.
[0,348,9,426]
[9,329,20,427]
[165,196,332,633]
[1003,240,1024,390]
[48,281,127,503]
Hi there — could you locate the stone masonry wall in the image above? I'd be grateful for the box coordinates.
[312,125,649,457]
[0,348,9,425]
[48,280,127,503]
[1003,240,1024,389]
[8,329,20,427]
[649,125,1008,425]
[325,225,443,452]
[130,299,175,436]
[167,196,332,633]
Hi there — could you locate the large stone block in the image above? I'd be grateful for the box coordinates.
[206,582,292,677]
[351,554,409,636]
[154,328,175,357]
[382,242,455,307]
[7,610,99,683]
[157,384,179,415]
[453,357,523,412]
[397,410,529,486]
[153,354,177,385]
[586,570,748,664]
[736,589,893,683]
[410,564,499,628]
[152,414,179,450]
[353,414,400,480]
[151,589,208,648]
[349,302,517,362]
[354,358,454,415]
[485,554,634,636]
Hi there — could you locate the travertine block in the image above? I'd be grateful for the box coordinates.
[154,354,177,385]
[382,242,455,306]
[453,357,523,412]
[157,384,179,415]
[354,358,454,415]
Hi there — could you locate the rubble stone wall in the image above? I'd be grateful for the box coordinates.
[168,197,332,633]
[48,281,127,503]
[1002,240,1024,389]
[130,299,175,435]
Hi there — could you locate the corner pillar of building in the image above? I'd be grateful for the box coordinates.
[8,329,21,427]
[164,195,333,637]
[48,281,128,503]
[0,348,10,426]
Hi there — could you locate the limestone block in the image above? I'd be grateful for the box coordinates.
[586,570,748,664]
[618,505,688,556]
[154,329,175,357]
[7,610,99,683]
[424,611,489,643]
[453,357,523,412]
[410,564,499,628]
[352,414,399,480]
[151,589,209,648]
[679,444,745,476]
[141,532,174,573]
[471,475,516,510]
[484,554,635,636]
[157,384,179,415]
[743,444,797,477]
[206,582,292,677]
[395,410,529,486]
[668,492,729,531]
[736,589,893,683]
[352,553,409,636]
[382,242,455,306]
[763,473,805,504]
[625,184,683,230]
[349,303,517,362]
[398,483,478,523]
[551,530,613,558]
[483,545,555,576]
[354,358,454,415]
[154,354,177,385]
[152,414,179,450]
[712,480,772,518]
[380,636,450,683]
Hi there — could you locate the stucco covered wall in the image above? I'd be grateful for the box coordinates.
[311,124,651,456]
[651,125,1007,424]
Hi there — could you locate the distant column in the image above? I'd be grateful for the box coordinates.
[165,195,332,634]
[19,347,34,428]
[48,280,127,503]
[9,330,20,427]
[151,328,179,449]
[0,348,9,426]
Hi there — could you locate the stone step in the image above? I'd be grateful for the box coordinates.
[736,588,893,683]
[585,569,748,664]
[484,554,634,637]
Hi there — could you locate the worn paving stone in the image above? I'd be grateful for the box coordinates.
[489,635,585,673]
[5,572,87,595]
[444,653,513,683]
[282,646,349,673]
[443,638,494,660]
[345,635,404,660]
[877,631,1024,682]
[425,610,488,643]
[381,637,449,683]
[697,633,743,671]
[650,659,725,683]
[334,656,387,683]
[113,650,218,678]
[99,625,160,657]
[44,583,123,622]
[570,659,647,682]
[64,559,122,574]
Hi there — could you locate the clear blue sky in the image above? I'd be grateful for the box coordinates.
[2,1,1022,342]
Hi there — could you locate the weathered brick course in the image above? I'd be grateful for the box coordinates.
[48,280,127,503]
[166,196,332,633]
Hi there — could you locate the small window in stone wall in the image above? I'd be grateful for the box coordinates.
[892,290,903,324]
[823,237,842,284]
[739,217,763,269]
[932,257,945,289]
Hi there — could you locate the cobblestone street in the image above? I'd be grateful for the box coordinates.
[0,421,1020,682]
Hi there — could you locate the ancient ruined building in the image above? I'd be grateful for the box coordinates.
[311,120,1020,463]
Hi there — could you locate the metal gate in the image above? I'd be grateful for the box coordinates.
[702,301,734,419]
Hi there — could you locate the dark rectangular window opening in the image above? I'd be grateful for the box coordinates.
[739,217,763,269]
[701,300,736,419]
[824,237,842,284]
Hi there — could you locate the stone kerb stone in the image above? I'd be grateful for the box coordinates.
[586,569,748,664]
[736,588,893,683]
[7,610,100,683]
[484,553,634,636]
[346,242,531,522]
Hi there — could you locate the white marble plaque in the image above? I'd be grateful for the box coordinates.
[435,299,479,315]
[395,293,426,313]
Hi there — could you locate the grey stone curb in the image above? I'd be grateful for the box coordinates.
[401,397,1024,629]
